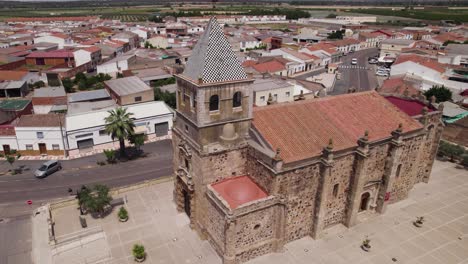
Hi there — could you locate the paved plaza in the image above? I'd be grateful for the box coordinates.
[48,160,468,264]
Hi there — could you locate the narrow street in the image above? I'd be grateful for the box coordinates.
[331,48,379,95]
[0,140,173,218]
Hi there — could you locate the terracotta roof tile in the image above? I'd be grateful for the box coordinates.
[394,54,446,73]
[380,78,419,97]
[83,46,101,53]
[17,114,65,127]
[252,91,423,164]
[0,70,28,81]
[252,60,285,73]
[211,175,268,209]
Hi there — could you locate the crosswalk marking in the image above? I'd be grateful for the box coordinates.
[338,65,368,70]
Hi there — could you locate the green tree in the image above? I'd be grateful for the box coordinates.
[78,79,88,91]
[31,81,45,89]
[153,87,176,108]
[129,133,145,152]
[328,29,345,40]
[78,185,112,217]
[105,108,136,158]
[62,78,74,93]
[326,13,337,18]
[423,85,452,103]
[103,149,116,164]
[74,72,87,84]
[461,154,468,167]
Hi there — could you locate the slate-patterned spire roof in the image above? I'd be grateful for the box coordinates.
[183,17,247,84]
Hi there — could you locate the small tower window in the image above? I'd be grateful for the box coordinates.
[209,95,219,111]
[233,92,242,108]
[333,184,339,197]
[396,164,402,178]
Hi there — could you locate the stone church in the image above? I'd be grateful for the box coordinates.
[172,18,443,264]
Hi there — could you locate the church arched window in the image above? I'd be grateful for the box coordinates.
[233,92,242,108]
[209,95,219,111]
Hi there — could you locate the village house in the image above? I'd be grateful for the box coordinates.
[65,101,173,155]
[104,76,154,106]
[15,113,66,156]
[380,39,416,58]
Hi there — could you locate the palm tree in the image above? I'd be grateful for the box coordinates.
[104,107,135,158]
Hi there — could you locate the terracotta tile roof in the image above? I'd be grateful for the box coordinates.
[380,78,420,97]
[32,97,67,106]
[0,123,16,136]
[279,48,313,61]
[83,46,101,53]
[80,38,101,45]
[305,43,338,55]
[26,50,74,59]
[211,175,268,209]
[252,91,423,164]
[328,38,361,47]
[252,60,285,73]
[394,54,446,73]
[0,70,28,81]
[242,60,257,67]
[17,114,65,127]
[385,96,435,117]
[303,53,320,60]
[433,32,466,44]
[51,33,69,39]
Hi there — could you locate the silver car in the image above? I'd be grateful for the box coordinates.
[34,160,62,178]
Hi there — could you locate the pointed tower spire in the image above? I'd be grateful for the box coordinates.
[182,17,247,84]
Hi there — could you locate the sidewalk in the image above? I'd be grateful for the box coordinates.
[1,135,171,162]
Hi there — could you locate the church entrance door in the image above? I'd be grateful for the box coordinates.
[360,192,370,212]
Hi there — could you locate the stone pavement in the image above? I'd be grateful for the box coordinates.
[51,179,221,264]
[49,160,468,264]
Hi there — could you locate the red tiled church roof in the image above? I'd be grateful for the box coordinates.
[253,91,423,164]
[211,175,268,209]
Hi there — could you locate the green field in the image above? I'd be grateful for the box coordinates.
[351,8,468,22]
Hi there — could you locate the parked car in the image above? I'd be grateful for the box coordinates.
[376,71,389,77]
[368,59,378,64]
[351,58,358,65]
[34,160,62,178]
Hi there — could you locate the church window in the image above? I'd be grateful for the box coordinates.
[396,164,402,178]
[233,92,242,108]
[333,184,339,197]
[209,95,219,111]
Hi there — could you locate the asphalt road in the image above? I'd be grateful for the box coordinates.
[331,48,379,95]
[0,140,173,216]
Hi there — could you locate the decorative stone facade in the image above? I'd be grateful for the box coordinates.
[171,17,444,264]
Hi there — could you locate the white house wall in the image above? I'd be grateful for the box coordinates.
[15,127,65,151]
[66,114,173,151]
[0,136,19,152]
[73,50,91,67]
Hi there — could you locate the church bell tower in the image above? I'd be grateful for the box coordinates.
[172,17,254,231]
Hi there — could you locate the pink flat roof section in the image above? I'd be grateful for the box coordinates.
[211,176,268,209]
